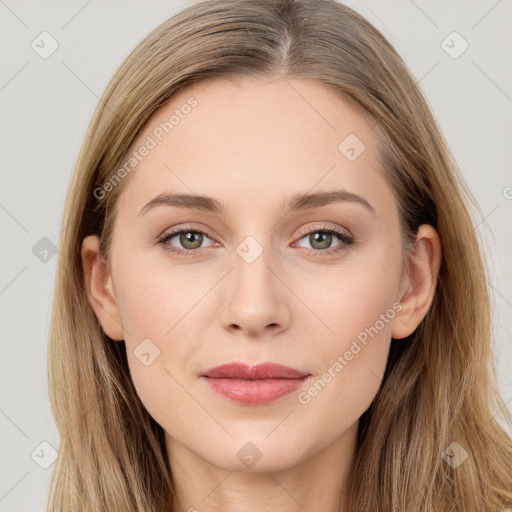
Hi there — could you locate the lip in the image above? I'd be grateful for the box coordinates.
[200,362,311,405]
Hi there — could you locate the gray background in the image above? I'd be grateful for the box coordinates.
[1,0,511,510]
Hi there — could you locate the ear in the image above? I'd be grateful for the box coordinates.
[392,224,442,340]
[81,235,124,341]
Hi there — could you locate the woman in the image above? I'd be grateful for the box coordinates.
[47,0,512,510]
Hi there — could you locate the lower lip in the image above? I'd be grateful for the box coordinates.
[201,376,310,405]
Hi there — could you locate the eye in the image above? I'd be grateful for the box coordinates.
[156,224,355,257]
[157,226,217,255]
[293,225,354,256]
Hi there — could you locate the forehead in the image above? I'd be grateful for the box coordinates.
[116,75,392,218]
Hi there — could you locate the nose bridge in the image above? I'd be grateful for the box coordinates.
[234,236,274,294]
[218,234,290,335]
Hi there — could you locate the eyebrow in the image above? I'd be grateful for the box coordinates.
[138,189,375,216]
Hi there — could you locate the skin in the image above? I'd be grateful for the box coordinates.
[82,75,441,512]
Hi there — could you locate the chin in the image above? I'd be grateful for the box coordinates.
[201,435,308,473]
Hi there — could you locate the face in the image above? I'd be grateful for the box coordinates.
[85,75,420,472]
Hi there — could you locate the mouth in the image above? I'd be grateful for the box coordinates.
[200,362,312,405]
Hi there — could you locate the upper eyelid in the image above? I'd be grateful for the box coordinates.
[296,223,352,237]
[159,224,217,241]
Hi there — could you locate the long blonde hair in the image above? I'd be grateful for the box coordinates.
[47,0,512,510]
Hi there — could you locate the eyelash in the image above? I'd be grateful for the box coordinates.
[156,224,355,258]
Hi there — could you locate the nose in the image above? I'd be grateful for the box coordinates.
[217,242,291,338]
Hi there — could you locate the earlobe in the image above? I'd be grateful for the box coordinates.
[81,235,124,341]
[391,224,442,340]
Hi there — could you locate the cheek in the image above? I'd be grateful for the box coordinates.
[296,241,401,351]
[113,253,207,340]
[292,286,396,454]
[293,245,401,420]
[111,254,215,424]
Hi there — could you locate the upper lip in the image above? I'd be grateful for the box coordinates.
[201,362,309,379]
